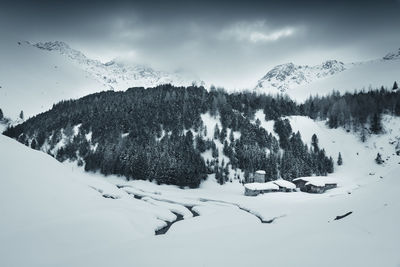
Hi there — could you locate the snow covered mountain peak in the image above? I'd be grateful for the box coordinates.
[255,60,346,93]
[32,41,203,91]
[383,48,400,60]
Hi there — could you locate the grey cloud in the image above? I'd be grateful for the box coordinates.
[1,0,399,89]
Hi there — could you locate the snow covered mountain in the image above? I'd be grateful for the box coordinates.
[0,39,202,120]
[255,60,347,93]
[255,49,400,101]
[0,39,110,119]
[34,41,202,91]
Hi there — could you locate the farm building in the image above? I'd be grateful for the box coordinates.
[273,179,297,192]
[244,182,279,196]
[293,177,337,193]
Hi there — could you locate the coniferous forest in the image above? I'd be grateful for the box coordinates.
[4,84,400,187]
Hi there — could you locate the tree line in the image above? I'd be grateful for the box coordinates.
[3,83,398,187]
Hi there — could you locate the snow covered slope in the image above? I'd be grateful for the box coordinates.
[0,134,192,266]
[255,49,400,101]
[0,40,110,119]
[1,113,400,266]
[34,41,202,92]
[0,40,202,120]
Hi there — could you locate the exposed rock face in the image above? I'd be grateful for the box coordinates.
[255,60,346,93]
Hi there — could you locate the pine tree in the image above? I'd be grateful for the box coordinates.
[19,110,24,120]
[229,130,234,143]
[370,113,382,134]
[393,81,398,90]
[337,152,343,166]
[360,127,367,142]
[375,153,384,164]
[30,139,37,149]
[311,134,319,152]
[213,124,220,140]
[211,141,219,158]
[0,108,3,120]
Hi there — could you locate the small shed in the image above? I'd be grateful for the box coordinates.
[244,182,279,196]
[273,179,297,192]
[253,170,266,183]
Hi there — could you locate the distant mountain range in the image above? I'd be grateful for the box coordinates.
[254,48,400,100]
[0,38,398,119]
[34,41,203,91]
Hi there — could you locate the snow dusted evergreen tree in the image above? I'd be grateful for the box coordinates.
[393,81,398,90]
[311,134,319,152]
[360,127,367,142]
[229,130,234,143]
[213,124,220,140]
[370,113,382,134]
[19,110,24,120]
[30,139,37,149]
[337,152,343,166]
[375,153,384,164]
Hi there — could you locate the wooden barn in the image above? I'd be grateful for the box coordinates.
[293,177,337,193]
[244,182,279,196]
[273,179,297,192]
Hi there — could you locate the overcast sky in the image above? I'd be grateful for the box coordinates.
[1,0,399,89]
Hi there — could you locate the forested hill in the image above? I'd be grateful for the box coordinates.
[4,84,400,187]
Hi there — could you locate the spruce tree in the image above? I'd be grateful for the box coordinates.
[19,110,24,120]
[375,153,384,164]
[30,139,37,149]
[0,108,3,120]
[370,113,382,134]
[311,134,319,152]
[213,124,220,140]
[337,152,343,166]
[393,81,398,90]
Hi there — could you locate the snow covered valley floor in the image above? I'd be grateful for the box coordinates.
[1,115,400,267]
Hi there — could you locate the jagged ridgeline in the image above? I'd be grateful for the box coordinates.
[4,84,399,187]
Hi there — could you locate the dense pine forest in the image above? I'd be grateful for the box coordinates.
[3,84,400,187]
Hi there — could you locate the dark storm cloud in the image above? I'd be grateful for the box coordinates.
[1,0,399,88]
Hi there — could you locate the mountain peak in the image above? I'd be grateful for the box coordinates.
[255,60,346,93]
[32,41,203,90]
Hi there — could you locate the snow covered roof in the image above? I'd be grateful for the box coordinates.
[293,176,337,187]
[244,182,279,191]
[255,170,266,175]
[273,179,296,189]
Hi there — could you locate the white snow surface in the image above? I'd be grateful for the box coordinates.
[244,181,279,191]
[0,40,110,119]
[273,179,296,189]
[1,114,400,266]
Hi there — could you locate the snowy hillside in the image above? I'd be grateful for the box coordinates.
[1,112,400,266]
[0,39,202,120]
[34,41,202,92]
[0,39,110,119]
[255,49,400,101]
